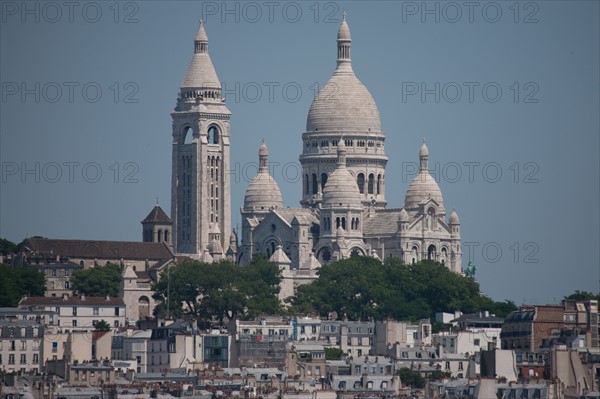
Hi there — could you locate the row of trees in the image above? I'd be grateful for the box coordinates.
[152,257,281,322]
[151,255,517,324]
[287,257,517,321]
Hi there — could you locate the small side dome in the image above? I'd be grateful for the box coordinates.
[404,143,444,209]
[449,210,460,225]
[398,208,409,222]
[405,173,444,209]
[243,142,283,211]
[322,140,362,208]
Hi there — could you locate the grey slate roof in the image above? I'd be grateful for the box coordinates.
[362,209,401,236]
[141,205,172,224]
[21,238,174,261]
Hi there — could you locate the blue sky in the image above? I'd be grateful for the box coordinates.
[1,1,599,304]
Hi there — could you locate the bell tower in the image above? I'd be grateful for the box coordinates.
[171,20,231,256]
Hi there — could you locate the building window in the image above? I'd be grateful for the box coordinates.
[93,307,99,316]
[368,174,374,194]
[458,362,463,370]
[20,354,26,364]
[33,354,39,364]
[72,307,77,316]
[445,361,450,370]
[64,269,70,276]
[115,307,120,316]
[9,354,15,364]
[357,173,365,194]
[51,269,57,277]
[474,339,480,346]
[72,320,77,327]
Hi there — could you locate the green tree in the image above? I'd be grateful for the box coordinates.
[288,257,505,321]
[324,347,344,360]
[0,238,17,256]
[94,320,111,332]
[71,263,122,297]
[398,367,425,389]
[564,290,600,301]
[152,257,281,324]
[0,265,46,306]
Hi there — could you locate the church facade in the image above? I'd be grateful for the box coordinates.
[168,18,463,290]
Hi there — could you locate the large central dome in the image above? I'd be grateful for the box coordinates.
[305,18,381,133]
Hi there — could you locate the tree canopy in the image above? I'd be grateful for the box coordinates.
[0,265,46,306]
[94,320,111,332]
[152,256,281,324]
[0,238,17,256]
[71,262,122,297]
[564,290,600,302]
[287,257,516,321]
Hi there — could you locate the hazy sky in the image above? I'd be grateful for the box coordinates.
[1,1,599,305]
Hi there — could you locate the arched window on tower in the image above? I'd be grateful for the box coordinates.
[377,174,382,195]
[312,173,318,195]
[412,246,418,264]
[336,217,341,229]
[207,125,219,145]
[157,230,162,242]
[357,173,365,194]
[368,174,375,194]
[341,217,346,230]
[183,126,193,144]
[321,173,328,190]
[305,174,309,195]
[164,230,169,243]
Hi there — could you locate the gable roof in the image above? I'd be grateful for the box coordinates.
[21,238,174,261]
[363,209,401,236]
[141,205,172,224]
[273,208,319,226]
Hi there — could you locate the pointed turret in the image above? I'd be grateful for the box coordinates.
[181,20,221,98]
[337,12,352,68]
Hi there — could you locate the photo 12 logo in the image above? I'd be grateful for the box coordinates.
[401,82,540,104]
[1,162,140,184]
[402,161,540,184]
[1,2,140,24]
[1,82,140,104]
[201,1,342,24]
[400,1,540,24]
[464,241,540,264]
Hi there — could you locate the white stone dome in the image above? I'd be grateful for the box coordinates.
[306,19,381,133]
[449,210,460,225]
[404,143,444,209]
[405,171,444,209]
[243,143,283,211]
[322,141,362,208]
[306,72,381,133]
